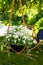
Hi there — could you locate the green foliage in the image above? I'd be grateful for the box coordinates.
[35,17,43,28]
[27,10,43,25]
[33,17,43,34]
[0,0,43,22]
[12,15,22,25]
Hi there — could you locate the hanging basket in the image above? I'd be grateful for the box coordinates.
[10,44,26,54]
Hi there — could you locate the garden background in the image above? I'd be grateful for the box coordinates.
[0,0,43,65]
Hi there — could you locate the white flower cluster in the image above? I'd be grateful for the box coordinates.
[4,25,33,45]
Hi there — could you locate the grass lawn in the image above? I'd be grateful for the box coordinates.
[0,50,43,65]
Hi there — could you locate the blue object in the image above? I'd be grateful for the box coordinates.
[37,29,43,39]
[36,29,43,42]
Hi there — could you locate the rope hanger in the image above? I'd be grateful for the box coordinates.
[20,0,26,27]
[7,0,26,54]
[7,0,26,34]
[7,0,14,34]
